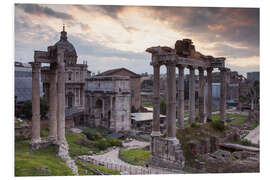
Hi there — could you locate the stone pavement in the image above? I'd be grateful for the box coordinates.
[79,140,184,174]
[245,125,260,145]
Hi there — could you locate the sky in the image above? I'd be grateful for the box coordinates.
[14,4,259,76]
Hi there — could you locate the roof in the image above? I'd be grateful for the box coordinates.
[131,112,166,122]
[98,68,141,78]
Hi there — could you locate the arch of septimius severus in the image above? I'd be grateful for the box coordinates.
[146,39,230,170]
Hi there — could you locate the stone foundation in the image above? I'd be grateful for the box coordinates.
[149,136,185,170]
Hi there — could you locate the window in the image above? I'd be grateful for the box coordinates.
[68,72,72,81]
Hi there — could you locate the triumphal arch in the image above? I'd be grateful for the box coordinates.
[146,39,230,170]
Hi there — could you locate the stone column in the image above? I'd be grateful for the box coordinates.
[110,96,113,129]
[31,62,41,143]
[188,66,195,124]
[198,67,205,123]
[166,63,178,142]
[151,63,161,136]
[49,63,58,140]
[219,68,227,123]
[206,67,213,120]
[177,65,185,129]
[57,50,66,144]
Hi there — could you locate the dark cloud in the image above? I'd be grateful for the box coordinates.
[15,4,73,20]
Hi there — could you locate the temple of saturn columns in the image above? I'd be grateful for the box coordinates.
[146,39,230,170]
[29,27,71,156]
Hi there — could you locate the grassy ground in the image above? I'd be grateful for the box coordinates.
[15,139,73,176]
[142,101,153,108]
[211,113,248,125]
[119,148,150,166]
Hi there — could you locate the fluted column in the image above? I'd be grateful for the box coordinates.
[57,50,66,144]
[151,63,161,136]
[219,68,227,123]
[177,65,185,129]
[49,63,58,140]
[198,67,205,123]
[206,67,213,120]
[166,63,177,142]
[31,62,41,143]
[188,66,195,124]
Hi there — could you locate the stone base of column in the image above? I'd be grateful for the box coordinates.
[29,138,58,151]
[151,131,161,137]
[149,136,185,170]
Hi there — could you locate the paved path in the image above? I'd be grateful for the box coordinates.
[81,140,184,174]
[245,125,260,145]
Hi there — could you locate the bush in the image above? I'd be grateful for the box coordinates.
[240,139,252,146]
[83,131,102,141]
[94,139,109,150]
[211,120,225,131]
[107,138,123,147]
[190,122,198,128]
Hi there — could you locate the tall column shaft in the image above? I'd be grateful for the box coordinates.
[219,68,227,123]
[198,68,205,123]
[177,65,185,129]
[189,66,195,124]
[57,52,66,144]
[31,62,41,143]
[166,64,177,139]
[49,63,58,139]
[207,68,213,120]
[151,64,161,136]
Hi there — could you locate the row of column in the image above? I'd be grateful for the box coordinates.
[151,63,228,141]
[31,50,66,145]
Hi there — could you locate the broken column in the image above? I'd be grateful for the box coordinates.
[31,62,41,144]
[152,63,161,136]
[166,63,178,143]
[188,66,195,124]
[198,67,205,123]
[219,67,227,123]
[49,63,58,140]
[177,65,185,129]
[206,67,213,120]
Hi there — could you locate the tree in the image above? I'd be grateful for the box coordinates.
[160,98,166,115]
[20,98,49,120]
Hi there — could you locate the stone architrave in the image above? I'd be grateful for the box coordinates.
[206,67,213,120]
[198,67,205,123]
[31,62,41,143]
[177,65,185,129]
[57,50,66,144]
[151,63,161,136]
[188,66,195,124]
[49,63,58,140]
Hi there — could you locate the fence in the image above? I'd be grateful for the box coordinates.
[78,156,153,175]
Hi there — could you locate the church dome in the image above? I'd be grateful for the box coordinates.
[54,25,77,64]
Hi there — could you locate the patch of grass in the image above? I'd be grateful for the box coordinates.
[119,148,150,166]
[212,113,248,125]
[15,139,73,176]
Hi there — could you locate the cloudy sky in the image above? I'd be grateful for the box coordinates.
[14,4,259,76]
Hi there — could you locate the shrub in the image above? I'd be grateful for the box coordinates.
[240,139,252,146]
[94,139,109,150]
[190,122,198,128]
[211,120,225,131]
[83,131,102,141]
[107,138,123,147]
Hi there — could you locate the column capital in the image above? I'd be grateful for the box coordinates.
[30,62,41,69]
[152,62,161,68]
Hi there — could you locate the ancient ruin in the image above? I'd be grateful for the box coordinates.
[146,39,230,170]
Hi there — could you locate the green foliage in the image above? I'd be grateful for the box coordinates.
[15,139,73,176]
[94,139,109,151]
[239,139,252,146]
[83,131,102,141]
[107,138,123,147]
[211,120,225,131]
[19,98,49,120]
[160,98,166,115]
[119,148,150,166]
[190,122,199,128]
